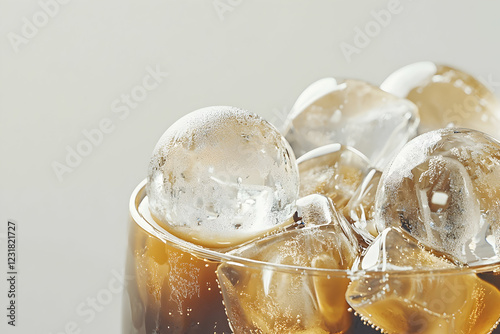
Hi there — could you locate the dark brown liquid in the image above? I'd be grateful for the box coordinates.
[123,217,500,334]
[122,220,231,334]
[479,271,500,334]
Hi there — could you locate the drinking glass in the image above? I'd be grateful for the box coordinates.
[122,180,500,334]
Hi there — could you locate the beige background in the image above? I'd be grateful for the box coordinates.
[1,0,500,333]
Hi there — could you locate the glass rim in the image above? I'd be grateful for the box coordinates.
[130,179,500,277]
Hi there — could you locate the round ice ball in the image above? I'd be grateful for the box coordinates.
[146,106,299,248]
[375,128,500,263]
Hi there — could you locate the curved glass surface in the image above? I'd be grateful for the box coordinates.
[122,180,500,334]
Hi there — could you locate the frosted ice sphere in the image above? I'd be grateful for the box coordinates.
[297,144,371,211]
[347,227,500,334]
[376,128,500,263]
[381,62,500,138]
[147,106,299,248]
[217,223,359,333]
[344,168,382,238]
[284,78,419,168]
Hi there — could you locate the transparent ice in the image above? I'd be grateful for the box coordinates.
[147,106,299,248]
[344,168,382,238]
[381,62,500,139]
[297,144,372,211]
[217,220,359,333]
[376,128,500,263]
[347,227,500,334]
[295,194,343,227]
[284,78,419,168]
[295,193,374,249]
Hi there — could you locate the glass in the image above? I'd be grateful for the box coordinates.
[122,180,231,333]
[122,180,500,334]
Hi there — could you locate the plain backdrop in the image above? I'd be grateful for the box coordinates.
[1,1,500,333]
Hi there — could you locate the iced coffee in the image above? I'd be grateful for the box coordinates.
[123,63,500,334]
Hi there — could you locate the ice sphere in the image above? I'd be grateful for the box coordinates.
[344,168,382,238]
[147,106,299,248]
[297,144,371,211]
[284,78,419,168]
[217,222,360,333]
[381,62,500,138]
[376,128,500,263]
[347,227,500,334]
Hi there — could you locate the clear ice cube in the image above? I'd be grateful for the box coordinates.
[344,168,382,239]
[381,62,500,139]
[217,222,359,333]
[294,193,373,250]
[297,144,371,211]
[284,78,419,168]
[147,106,299,248]
[375,128,500,263]
[295,194,336,228]
[295,194,350,229]
[346,227,500,334]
